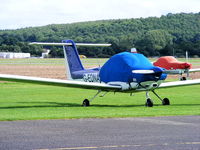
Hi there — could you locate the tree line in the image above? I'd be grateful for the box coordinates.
[0,12,200,58]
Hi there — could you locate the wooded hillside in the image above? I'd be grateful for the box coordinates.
[0,12,200,57]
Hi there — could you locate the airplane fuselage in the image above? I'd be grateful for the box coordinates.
[70,52,167,92]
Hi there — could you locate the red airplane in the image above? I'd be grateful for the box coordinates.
[153,56,199,80]
[153,56,192,70]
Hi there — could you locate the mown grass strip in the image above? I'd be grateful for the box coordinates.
[0,82,199,121]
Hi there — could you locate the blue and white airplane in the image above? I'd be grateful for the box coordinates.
[1,39,200,107]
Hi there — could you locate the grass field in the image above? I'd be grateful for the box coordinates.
[0,82,199,121]
[0,58,108,66]
[0,57,200,121]
[0,57,199,66]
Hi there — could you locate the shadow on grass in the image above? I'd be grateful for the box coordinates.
[0,102,80,109]
[0,101,147,109]
[0,102,199,109]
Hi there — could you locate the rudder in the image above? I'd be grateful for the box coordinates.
[62,40,85,79]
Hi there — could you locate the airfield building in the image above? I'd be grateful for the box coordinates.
[0,52,31,59]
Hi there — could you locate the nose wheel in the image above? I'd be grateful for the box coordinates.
[145,92,153,107]
[145,98,153,107]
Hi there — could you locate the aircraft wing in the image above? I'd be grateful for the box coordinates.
[160,68,200,74]
[189,68,200,73]
[1,74,200,92]
[0,74,121,91]
[159,79,200,88]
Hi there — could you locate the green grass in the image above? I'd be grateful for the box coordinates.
[0,58,108,67]
[0,82,199,121]
[1,58,199,66]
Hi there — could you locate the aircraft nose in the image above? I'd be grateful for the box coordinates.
[179,62,192,69]
[153,67,163,73]
[152,67,163,79]
[184,62,192,69]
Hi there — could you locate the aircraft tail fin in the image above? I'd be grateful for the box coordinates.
[62,40,84,80]
[29,40,111,80]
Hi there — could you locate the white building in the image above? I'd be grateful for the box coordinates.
[0,52,30,58]
[41,49,50,58]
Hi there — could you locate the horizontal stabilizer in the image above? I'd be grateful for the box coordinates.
[29,42,111,47]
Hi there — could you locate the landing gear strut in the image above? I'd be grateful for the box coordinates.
[152,90,170,105]
[145,91,153,107]
[145,90,170,107]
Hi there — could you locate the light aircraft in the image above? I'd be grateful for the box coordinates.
[1,39,200,107]
[154,56,200,80]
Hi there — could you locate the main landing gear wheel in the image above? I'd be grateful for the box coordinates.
[162,98,170,105]
[82,99,90,107]
[180,76,187,81]
[145,98,153,107]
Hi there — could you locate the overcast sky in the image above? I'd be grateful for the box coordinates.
[0,0,200,30]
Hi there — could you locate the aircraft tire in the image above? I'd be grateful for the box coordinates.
[145,98,153,107]
[180,77,187,81]
[162,98,170,105]
[82,99,90,107]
